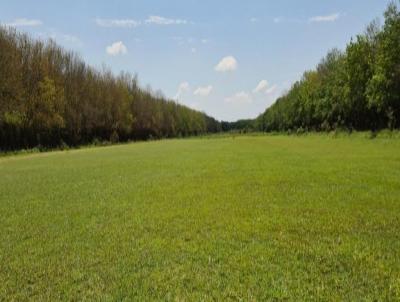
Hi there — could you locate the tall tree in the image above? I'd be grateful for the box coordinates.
[367,1,400,129]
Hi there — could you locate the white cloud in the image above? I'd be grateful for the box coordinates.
[174,82,190,100]
[145,15,188,25]
[253,80,269,93]
[225,91,252,104]
[215,56,238,72]
[250,17,259,23]
[265,84,278,95]
[201,39,208,44]
[95,16,190,28]
[273,17,306,24]
[309,13,340,23]
[34,30,82,47]
[191,47,197,53]
[194,85,213,97]
[253,80,278,95]
[95,18,141,28]
[106,41,128,56]
[5,18,42,27]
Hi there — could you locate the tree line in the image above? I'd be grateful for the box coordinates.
[1,1,399,151]
[254,1,400,133]
[0,27,221,150]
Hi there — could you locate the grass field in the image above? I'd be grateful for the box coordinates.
[1,135,400,301]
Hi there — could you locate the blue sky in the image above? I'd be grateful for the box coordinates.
[0,0,392,121]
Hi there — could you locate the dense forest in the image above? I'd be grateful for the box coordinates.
[0,28,221,150]
[254,1,400,132]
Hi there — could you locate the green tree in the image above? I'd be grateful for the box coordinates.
[345,22,379,129]
[367,1,400,129]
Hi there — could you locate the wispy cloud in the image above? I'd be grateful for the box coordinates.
[34,30,82,47]
[56,34,81,44]
[253,80,269,93]
[95,16,189,28]
[215,56,238,72]
[96,18,141,28]
[194,85,213,97]
[5,18,42,27]
[106,41,128,56]
[309,13,341,23]
[189,103,200,110]
[174,82,190,100]
[145,16,188,25]
[274,14,340,25]
[55,34,81,46]
[253,80,278,95]
[265,84,278,95]
[273,17,304,24]
[225,91,252,105]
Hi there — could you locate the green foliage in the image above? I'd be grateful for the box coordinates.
[221,119,256,132]
[367,2,400,128]
[257,1,400,132]
[33,76,65,130]
[3,111,24,126]
[0,28,221,151]
[1,135,400,300]
[344,25,377,128]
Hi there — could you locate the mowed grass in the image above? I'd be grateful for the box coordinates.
[1,135,400,301]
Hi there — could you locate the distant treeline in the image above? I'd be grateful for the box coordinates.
[253,1,400,132]
[221,119,255,132]
[0,28,221,150]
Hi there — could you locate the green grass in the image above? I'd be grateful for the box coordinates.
[1,135,400,301]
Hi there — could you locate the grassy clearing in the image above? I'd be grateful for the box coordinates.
[1,135,400,300]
